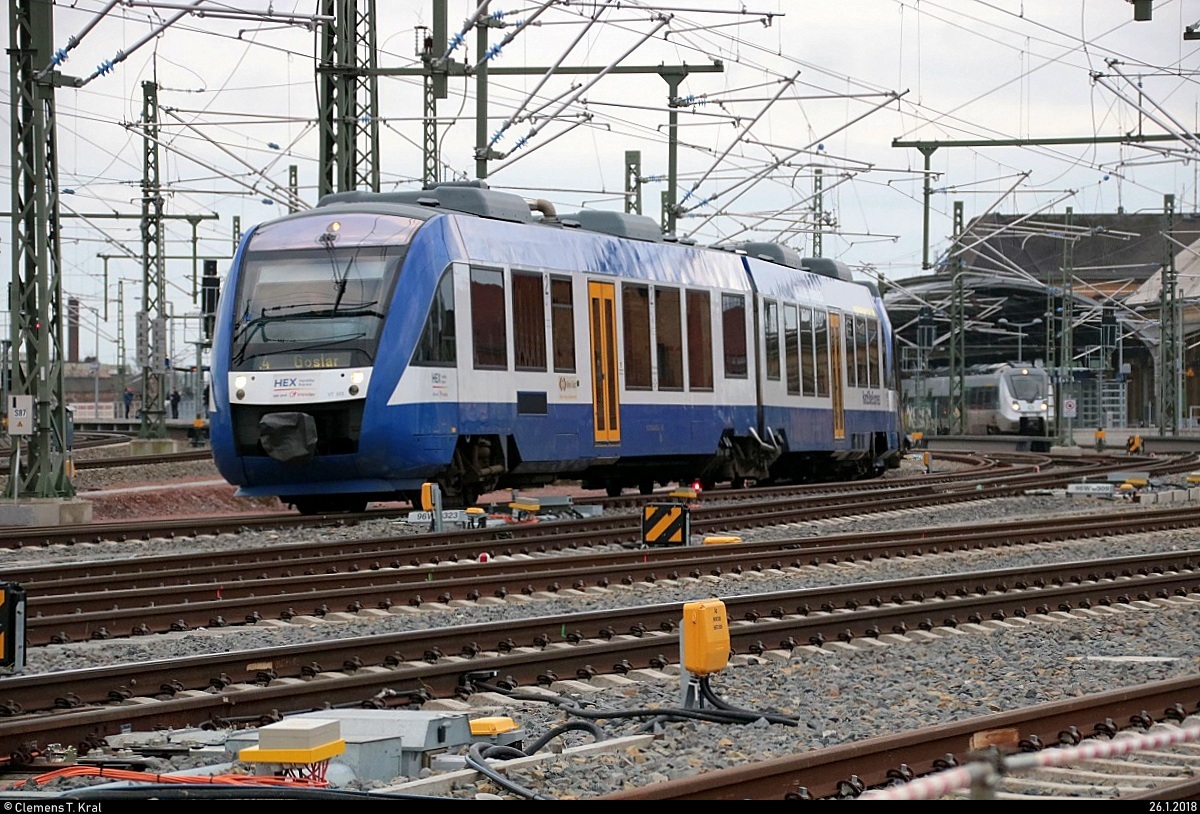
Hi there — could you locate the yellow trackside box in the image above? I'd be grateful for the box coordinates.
[420,482,436,511]
[0,582,26,675]
[681,599,729,676]
[470,716,519,737]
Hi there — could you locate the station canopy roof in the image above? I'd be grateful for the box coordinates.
[882,210,1200,370]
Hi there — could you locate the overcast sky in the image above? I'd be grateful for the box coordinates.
[3,0,1199,365]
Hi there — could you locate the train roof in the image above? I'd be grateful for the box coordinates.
[924,363,1051,377]
[560,210,664,242]
[706,244,855,282]
[280,184,879,303]
[317,184,535,223]
[715,241,804,269]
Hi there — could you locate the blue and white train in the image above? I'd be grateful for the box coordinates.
[208,183,905,513]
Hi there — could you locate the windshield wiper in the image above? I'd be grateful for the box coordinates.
[311,306,384,318]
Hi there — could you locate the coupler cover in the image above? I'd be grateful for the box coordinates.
[259,412,318,464]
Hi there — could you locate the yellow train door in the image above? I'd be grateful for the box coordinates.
[588,281,621,444]
[828,312,846,440]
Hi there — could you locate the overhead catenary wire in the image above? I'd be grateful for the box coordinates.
[494,14,672,161]
[36,0,123,80]
[680,92,903,238]
[486,2,614,139]
[8,1,1197,360]
[74,0,208,88]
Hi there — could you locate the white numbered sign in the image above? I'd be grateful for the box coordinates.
[7,395,33,436]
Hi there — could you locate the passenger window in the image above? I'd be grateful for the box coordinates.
[686,290,713,390]
[866,318,880,389]
[512,271,546,371]
[814,310,830,397]
[722,293,747,378]
[784,304,800,395]
[655,286,684,390]
[764,300,780,381]
[471,267,507,369]
[855,315,870,387]
[413,268,456,367]
[622,283,652,389]
[844,316,858,387]
[800,307,816,397]
[551,277,575,373]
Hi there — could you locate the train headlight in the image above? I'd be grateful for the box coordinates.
[348,385,359,396]
[234,375,247,390]
[1040,401,1049,411]
[1011,401,1020,411]
[350,371,365,384]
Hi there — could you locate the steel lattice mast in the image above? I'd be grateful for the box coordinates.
[137,80,168,440]
[318,0,380,197]
[6,0,74,499]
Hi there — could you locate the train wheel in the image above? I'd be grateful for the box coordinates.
[435,483,477,509]
[638,481,654,495]
[290,498,320,515]
[606,483,623,497]
[731,476,746,490]
[289,497,366,515]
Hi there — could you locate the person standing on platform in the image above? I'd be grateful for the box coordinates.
[170,389,181,419]
[123,387,134,418]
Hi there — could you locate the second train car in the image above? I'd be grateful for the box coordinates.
[209,183,905,513]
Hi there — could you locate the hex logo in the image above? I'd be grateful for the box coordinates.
[274,378,298,388]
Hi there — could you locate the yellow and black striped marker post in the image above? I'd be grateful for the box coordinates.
[642,502,690,546]
[0,582,26,675]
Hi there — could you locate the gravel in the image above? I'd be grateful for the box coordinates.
[7,452,1200,799]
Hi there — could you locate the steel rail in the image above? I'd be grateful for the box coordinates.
[2,565,1198,763]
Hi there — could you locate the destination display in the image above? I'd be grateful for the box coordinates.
[254,351,352,371]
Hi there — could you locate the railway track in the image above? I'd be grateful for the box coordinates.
[5,545,1199,716]
[0,449,1179,552]
[594,678,1200,800]
[0,432,136,459]
[11,503,1200,644]
[72,448,213,470]
[4,449,1200,799]
[3,561,1199,797]
[0,448,996,545]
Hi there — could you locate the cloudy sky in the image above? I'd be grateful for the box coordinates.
[3,0,1198,364]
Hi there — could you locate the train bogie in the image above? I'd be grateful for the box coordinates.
[209,184,904,512]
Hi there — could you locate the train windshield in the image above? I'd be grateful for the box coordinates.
[230,213,420,370]
[1006,371,1045,400]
